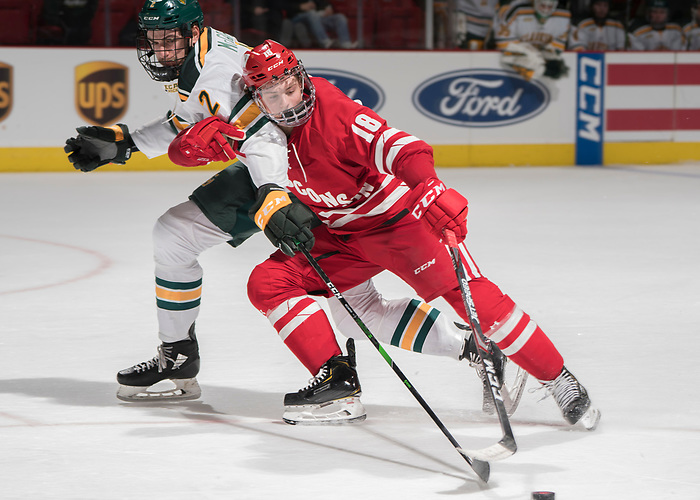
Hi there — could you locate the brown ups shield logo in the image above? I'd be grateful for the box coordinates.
[75,62,128,125]
[0,63,12,123]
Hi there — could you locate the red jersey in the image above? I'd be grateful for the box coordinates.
[285,77,435,234]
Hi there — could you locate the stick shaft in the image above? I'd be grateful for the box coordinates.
[297,245,490,482]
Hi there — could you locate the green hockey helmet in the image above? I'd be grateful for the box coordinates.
[136,0,204,82]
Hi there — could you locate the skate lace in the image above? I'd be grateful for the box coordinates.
[467,352,482,369]
[537,370,580,409]
[133,345,171,373]
[300,365,330,391]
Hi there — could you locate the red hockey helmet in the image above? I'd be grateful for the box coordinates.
[243,40,316,127]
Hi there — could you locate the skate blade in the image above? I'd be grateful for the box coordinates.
[117,378,201,402]
[503,367,528,416]
[283,397,366,425]
[482,366,529,416]
[578,406,601,431]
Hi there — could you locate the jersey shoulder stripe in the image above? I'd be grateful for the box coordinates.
[632,25,654,35]
[195,26,212,71]
[177,26,214,101]
[504,5,533,23]
[228,94,270,146]
[508,6,535,23]
[606,19,625,29]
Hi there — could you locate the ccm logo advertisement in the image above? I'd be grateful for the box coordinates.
[576,53,605,166]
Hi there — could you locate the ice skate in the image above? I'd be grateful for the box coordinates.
[116,325,201,402]
[283,338,366,425]
[460,327,528,416]
[541,366,600,430]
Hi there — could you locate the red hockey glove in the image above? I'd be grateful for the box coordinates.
[168,116,245,167]
[412,179,469,243]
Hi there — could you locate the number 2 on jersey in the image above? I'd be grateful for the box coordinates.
[199,90,220,116]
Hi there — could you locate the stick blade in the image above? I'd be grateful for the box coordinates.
[463,436,517,462]
[459,452,490,483]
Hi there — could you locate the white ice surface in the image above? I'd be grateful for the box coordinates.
[1,165,699,499]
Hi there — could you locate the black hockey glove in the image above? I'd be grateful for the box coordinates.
[251,185,317,256]
[543,59,569,79]
[64,124,136,172]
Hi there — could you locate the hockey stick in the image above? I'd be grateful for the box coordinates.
[297,244,490,483]
[443,229,517,462]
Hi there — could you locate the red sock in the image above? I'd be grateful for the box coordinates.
[268,296,342,374]
[443,280,564,381]
[484,306,563,381]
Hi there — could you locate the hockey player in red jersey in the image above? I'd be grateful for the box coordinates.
[168,40,600,430]
[64,1,499,412]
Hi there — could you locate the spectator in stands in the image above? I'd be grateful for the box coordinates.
[683,0,700,49]
[284,0,356,48]
[455,0,500,49]
[493,0,571,80]
[37,0,98,45]
[569,0,626,50]
[628,0,684,49]
[118,15,139,47]
[241,0,294,46]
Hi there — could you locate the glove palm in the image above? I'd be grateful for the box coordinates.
[64,124,134,172]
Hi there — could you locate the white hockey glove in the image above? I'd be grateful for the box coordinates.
[500,42,545,81]
[64,124,136,172]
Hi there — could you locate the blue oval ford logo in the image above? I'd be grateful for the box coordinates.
[307,68,385,112]
[413,69,550,127]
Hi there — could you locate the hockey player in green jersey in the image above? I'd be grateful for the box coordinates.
[63,0,525,423]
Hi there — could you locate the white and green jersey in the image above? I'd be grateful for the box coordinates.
[628,23,684,51]
[130,27,289,189]
[569,17,626,51]
[683,21,700,50]
[456,0,500,40]
[493,4,571,52]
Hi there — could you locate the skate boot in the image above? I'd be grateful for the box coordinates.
[460,328,527,416]
[116,325,201,402]
[541,366,600,430]
[283,338,366,425]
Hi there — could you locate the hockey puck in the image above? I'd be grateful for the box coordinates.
[531,492,555,500]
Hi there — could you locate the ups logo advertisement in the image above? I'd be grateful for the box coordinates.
[0,63,12,123]
[75,62,128,125]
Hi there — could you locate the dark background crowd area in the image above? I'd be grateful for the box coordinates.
[0,0,695,49]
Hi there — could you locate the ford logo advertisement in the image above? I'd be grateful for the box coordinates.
[413,69,550,127]
[307,68,385,111]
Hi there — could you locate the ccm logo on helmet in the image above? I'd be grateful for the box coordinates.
[267,60,284,72]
